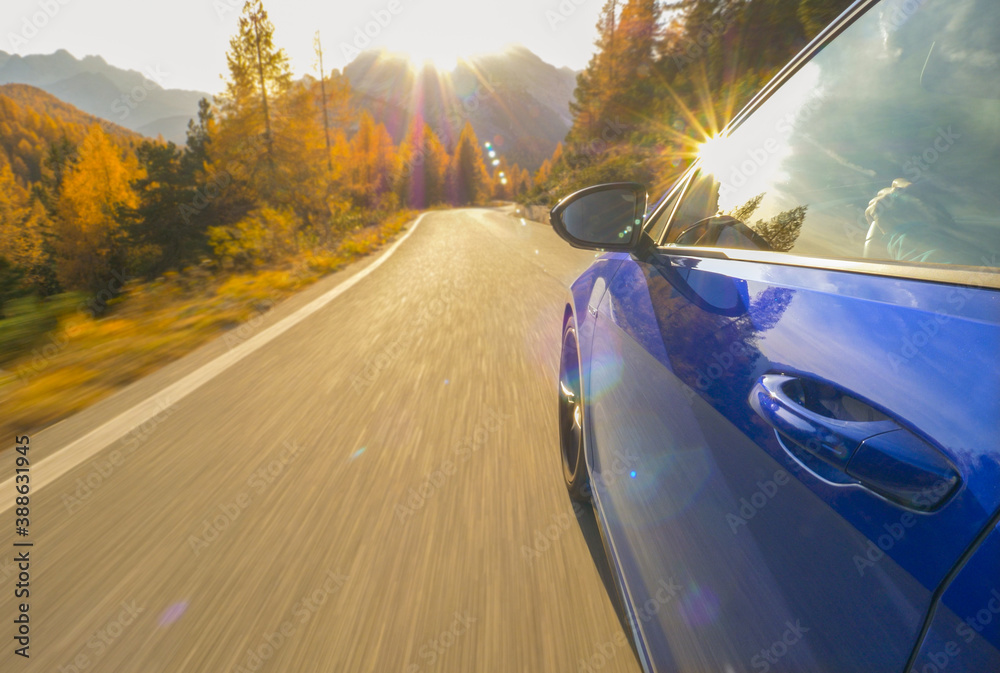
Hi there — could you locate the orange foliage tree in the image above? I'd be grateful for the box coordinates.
[52,126,143,291]
[448,122,490,206]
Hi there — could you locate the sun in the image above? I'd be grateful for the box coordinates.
[697,133,735,178]
[403,46,461,72]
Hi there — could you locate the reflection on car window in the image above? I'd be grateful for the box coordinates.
[663,0,1000,270]
[645,177,687,243]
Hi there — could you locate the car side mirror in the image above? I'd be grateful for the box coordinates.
[550,183,647,251]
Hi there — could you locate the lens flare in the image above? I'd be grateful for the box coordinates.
[697,134,733,178]
[158,601,189,627]
[404,48,460,72]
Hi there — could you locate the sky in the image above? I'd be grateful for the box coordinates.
[1,0,605,93]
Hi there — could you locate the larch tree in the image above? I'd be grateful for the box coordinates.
[516,167,533,197]
[52,126,143,292]
[312,31,355,181]
[40,136,77,207]
[349,112,397,208]
[568,0,624,145]
[533,142,563,188]
[398,118,448,209]
[617,0,662,109]
[448,122,490,206]
[270,78,331,229]
[534,158,552,187]
[0,157,49,295]
[217,0,292,194]
[491,157,513,201]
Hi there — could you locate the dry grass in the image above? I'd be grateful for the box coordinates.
[0,210,416,439]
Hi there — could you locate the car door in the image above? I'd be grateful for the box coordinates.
[586,1,1000,671]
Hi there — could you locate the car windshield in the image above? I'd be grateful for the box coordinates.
[677,0,1000,269]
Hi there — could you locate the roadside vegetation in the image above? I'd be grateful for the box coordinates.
[524,0,856,205]
[0,210,413,440]
[0,0,859,434]
[0,0,528,436]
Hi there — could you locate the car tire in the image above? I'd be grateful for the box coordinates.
[560,315,591,502]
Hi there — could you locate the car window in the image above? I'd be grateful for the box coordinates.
[662,0,1000,270]
[644,174,689,242]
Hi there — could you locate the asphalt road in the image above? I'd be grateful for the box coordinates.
[0,208,643,673]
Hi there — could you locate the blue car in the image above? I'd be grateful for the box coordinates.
[550,1,1000,671]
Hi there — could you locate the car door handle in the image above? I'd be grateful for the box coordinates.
[748,374,960,511]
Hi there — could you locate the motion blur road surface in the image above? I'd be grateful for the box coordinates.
[0,208,642,673]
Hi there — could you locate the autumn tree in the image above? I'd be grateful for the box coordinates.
[309,53,352,207]
[348,111,398,209]
[225,1,290,167]
[329,127,352,199]
[0,158,31,251]
[52,126,143,292]
[448,122,490,206]
[0,157,50,296]
[569,0,661,149]
[491,158,530,201]
[210,0,343,257]
[313,31,333,171]
[41,136,77,200]
[617,0,662,108]
[398,118,448,209]
[209,75,330,264]
[270,78,332,228]
[569,0,621,145]
[500,162,532,200]
[534,142,564,186]
[216,0,292,201]
[534,158,552,187]
[514,166,533,198]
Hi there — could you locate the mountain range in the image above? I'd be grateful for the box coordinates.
[0,46,578,171]
[0,83,142,185]
[0,50,208,143]
[345,47,577,170]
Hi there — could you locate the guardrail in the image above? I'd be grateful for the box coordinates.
[512,204,551,224]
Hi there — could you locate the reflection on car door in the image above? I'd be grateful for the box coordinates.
[587,251,1000,671]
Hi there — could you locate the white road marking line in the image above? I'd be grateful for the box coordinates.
[0,213,429,512]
